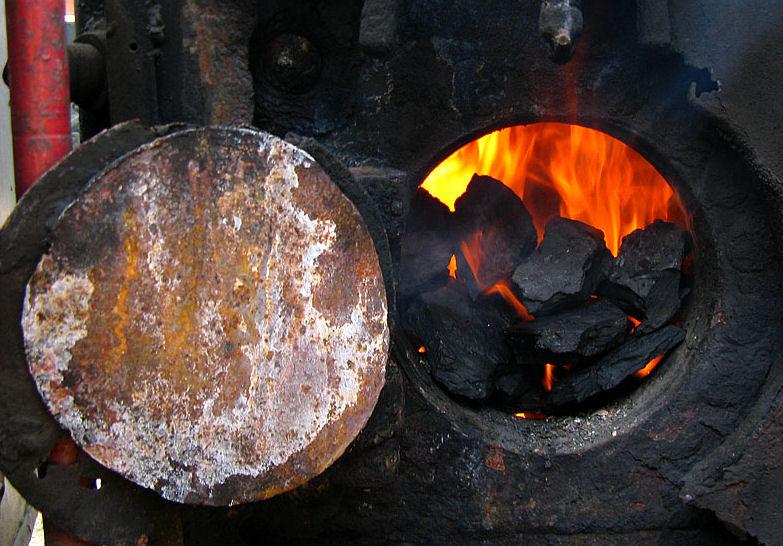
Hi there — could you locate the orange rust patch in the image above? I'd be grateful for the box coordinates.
[484,446,506,472]
[109,210,140,370]
[22,128,389,505]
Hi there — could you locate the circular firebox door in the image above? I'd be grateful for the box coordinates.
[21,127,389,505]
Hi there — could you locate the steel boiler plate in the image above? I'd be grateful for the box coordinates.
[21,127,389,506]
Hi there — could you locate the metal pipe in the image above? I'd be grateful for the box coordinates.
[5,0,72,197]
[6,7,78,542]
[68,41,105,108]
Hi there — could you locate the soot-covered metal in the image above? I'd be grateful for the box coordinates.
[2,0,783,544]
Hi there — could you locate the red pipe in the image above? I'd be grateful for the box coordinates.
[6,3,77,543]
[6,0,72,198]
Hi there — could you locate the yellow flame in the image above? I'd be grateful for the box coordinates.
[422,123,683,255]
[447,254,457,279]
[514,411,546,420]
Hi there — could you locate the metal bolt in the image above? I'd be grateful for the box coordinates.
[539,0,584,64]
[263,33,322,94]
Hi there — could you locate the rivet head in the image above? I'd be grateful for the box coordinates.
[263,33,322,94]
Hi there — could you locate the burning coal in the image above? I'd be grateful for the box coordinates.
[402,123,691,417]
[422,123,685,255]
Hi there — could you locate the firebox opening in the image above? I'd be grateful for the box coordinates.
[400,122,693,419]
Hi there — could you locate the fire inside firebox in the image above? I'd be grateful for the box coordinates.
[400,123,692,417]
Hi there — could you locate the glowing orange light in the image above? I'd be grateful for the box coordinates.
[422,123,684,255]
[485,280,534,321]
[514,411,547,420]
[447,254,458,279]
[634,355,665,379]
[543,363,556,392]
[458,237,534,320]
[418,346,427,354]
[628,316,641,333]
[459,235,487,286]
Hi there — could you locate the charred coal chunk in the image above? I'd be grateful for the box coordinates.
[549,325,685,406]
[617,219,689,272]
[509,299,629,358]
[494,365,547,412]
[511,217,611,316]
[454,174,537,297]
[404,282,510,401]
[399,188,454,301]
[600,220,690,332]
[635,269,686,334]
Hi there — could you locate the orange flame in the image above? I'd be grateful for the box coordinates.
[485,280,534,321]
[418,345,427,354]
[514,411,547,420]
[459,237,534,321]
[634,355,664,379]
[458,235,488,287]
[422,123,684,255]
[543,363,556,392]
[447,254,457,279]
[628,316,641,334]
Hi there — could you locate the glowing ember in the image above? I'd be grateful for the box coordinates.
[447,254,458,279]
[422,123,684,255]
[514,411,547,420]
[634,354,665,379]
[543,363,556,392]
[418,346,427,354]
[629,316,641,333]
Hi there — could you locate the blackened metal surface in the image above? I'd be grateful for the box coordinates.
[75,0,104,32]
[67,42,105,109]
[349,166,411,269]
[77,0,214,131]
[183,0,256,125]
[73,30,110,140]
[261,33,322,94]
[359,0,399,55]
[21,127,389,506]
[249,0,364,136]
[681,359,783,546]
[539,0,584,63]
[104,0,160,125]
